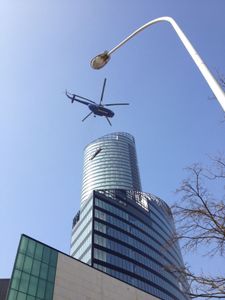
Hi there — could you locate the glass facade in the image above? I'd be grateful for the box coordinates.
[71,189,190,300]
[70,132,189,300]
[7,235,57,300]
[70,195,93,264]
[81,132,142,205]
[93,190,189,300]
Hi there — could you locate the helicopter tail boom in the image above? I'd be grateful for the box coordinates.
[65,90,92,105]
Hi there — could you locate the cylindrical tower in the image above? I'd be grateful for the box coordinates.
[81,132,142,205]
[71,132,190,300]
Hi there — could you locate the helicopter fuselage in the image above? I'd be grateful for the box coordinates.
[65,78,129,125]
[88,104,114,118]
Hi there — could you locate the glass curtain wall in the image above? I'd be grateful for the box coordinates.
[81,132,142,205]
[92,190,189,300]
[7,235,57,300]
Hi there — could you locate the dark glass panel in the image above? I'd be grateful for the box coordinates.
[40,262,48,280]
[42,247,50,264]
[19,272,29,293]
[20,237,28,254]
[11,270,21,290]
[28,275,38,296]
[47,266,56,283]
[17,291,27,300]
[49,250,58,266]
[27,296,35,300]
[36,278,46,299]
[31,259,41,277]
[16,254,25,270]
[34,243,43,261]
[7,289,17,300]
[23,256,33,274]
[45,282,54,300]
[27,240,36,257]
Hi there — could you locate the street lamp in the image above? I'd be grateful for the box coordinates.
[91,16,225,112]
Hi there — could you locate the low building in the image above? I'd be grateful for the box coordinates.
[0,279,10,300]
[6,234,160,300]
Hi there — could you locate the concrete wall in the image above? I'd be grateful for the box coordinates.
[53,253,160,300]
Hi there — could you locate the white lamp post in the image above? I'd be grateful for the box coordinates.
[91,16,225,112]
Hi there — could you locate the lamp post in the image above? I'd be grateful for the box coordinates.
[90,16,225,112]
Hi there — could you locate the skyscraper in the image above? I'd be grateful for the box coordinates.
[81,132,142,204]
[70,132,189,300]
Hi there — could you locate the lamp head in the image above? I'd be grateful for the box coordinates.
[90,51,110,69]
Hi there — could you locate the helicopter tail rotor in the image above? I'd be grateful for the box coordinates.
[65,90,76,103]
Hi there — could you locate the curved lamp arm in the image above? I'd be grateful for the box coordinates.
[91,16,225,112]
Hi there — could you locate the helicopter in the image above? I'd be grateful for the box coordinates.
[65,78,129,126]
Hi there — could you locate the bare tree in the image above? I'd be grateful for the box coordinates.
[171,155,225,299]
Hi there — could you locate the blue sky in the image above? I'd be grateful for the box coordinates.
[0,0,224,280]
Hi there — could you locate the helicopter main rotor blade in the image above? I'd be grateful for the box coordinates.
[104,103,130,106]
[99,78,107,105]
[82,112,93,122]
[105,117,112,126]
